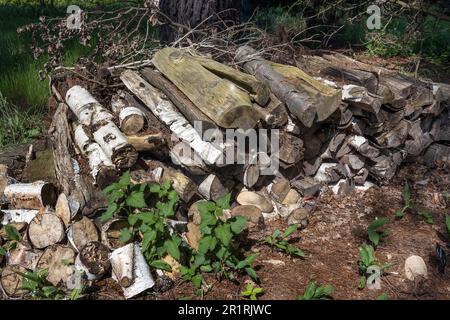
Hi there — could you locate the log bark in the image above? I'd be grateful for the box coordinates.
[73,122,117,187]
[28,213,66,249]
[120,70,224,165]
[110,243,134,287]
[49,103,104,217]
[75,241,110,281]
[4,182,57,210]
[126,133,166,153]
[1,209,38,225]
[140,68,217,132]
[236,45,342,127]
[65,85,138,169]
[152,47,261,129]
[111,94,146,135]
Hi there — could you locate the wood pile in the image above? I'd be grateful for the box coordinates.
[1,46,449,299]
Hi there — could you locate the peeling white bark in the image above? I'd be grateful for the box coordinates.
[4,182,56,209]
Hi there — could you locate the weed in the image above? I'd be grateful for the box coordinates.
[395,181,413,219]
[376,293,389,300]
[264,224,304,258]
[16,268,65,300]
[297,281,334,300]
[0,224,21,256]
[181,194,258,287]
[358,244,391,289]
[241,283,263,300]
[367,217,389,246]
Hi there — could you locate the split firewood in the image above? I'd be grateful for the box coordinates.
[4,181,57,210]
[279,131,304,165]
[28,213,65,249]
[140,68,217,132]
[120,70,224,165]
[7,242,42,270]
[126,133,166,153]
[236,45,341,127]
[67,217,100,252]
[342,85,383,114]
[233,163,260,188]
[75,241,110,281]
[65,85,138,169]
[0,265,27,298]
[314,163,344,183]
[1,209,38,225]
[198,174,228,201]
[375,120,410,148]
[36,245,76,287]
[101,218,132,250]
[49,103,102,216]
[138,161,198,202]
[152,47,263,129]
[54,193,76,228]
[230,205,264,229]
[111,94,146,135]
[236,190,274,213]
[111,243,155,299]
[73,122,117,187]
[270,179,291,203]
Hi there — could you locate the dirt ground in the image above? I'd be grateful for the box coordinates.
[81,163,450,301]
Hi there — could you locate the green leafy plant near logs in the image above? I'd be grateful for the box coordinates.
[101,172,257,291]
[264,224,305,258]
[241,282,263,300]
[102,171,183,271]
[297,281,334,300]
[180,194,258,289]
[367,217,389,247]
[358,244,391,290]
[0,224,21,257]
[395,181,433,224]
[15,269,66,300]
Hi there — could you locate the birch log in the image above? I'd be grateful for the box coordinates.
[126,133,166,152]
[198,174,228,201]
[111,94,146,135]
[152,47,263,129]
[36,245,76,286]
[28,213,66,249]
[110,243,134,287]
[120,70,224,165]
[67,217,100,252]
[73,122,117,187]
[1,209,38,225]
[235,45,341,127]
[65,85,138,169]
[75,241,110,281]
[4,182,57,209]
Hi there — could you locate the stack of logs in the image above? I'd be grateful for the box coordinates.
[1,45,449,299]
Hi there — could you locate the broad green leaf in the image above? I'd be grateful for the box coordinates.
[142,230,157,251]
[119,228,133,244]
[303,281,317,300]
[118,171,131,188]
[403,182,411,206]
[215,193,231,209]
[5,225,20,241]
[164,239,180,261]
[245,267,258,280]
[368,217,389,231]
[395,209,406,219]
[101,202,118,222]
[149,184,161,193]
[368,230,381,246]
[70,288,82,300]
[376,293,389,300]
[149,260,171,271]
[214,224,232,246]
[358,276,366,289]
[198,236,213,254]
[101,183,119,196]
[125,191,147,208]
[0,247,6,256]
[192,275,203,288]
[230,216,247,234]
[200,265,213,272]
[283,224,298,238]
[314,284,334,299]
[287,245,305,258]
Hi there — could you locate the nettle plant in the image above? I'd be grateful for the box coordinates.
[180,194,258,288]
[101,171,183,270]
[395,181,434,224]
[264,224,305,258]
[0,225,21,257]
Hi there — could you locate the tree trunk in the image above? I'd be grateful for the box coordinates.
[159,0,241,43]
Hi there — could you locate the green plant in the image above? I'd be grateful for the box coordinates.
[102,172,182,271]
[445,214,450,238]
[367,217,389,246]
[241,282,263,300]
[16,268,65,300]
[358,244,390,289]
[0,224,21,256]
[418,210,433,225]
[376,293,389,300]
[264,224,304,258]
[297,281,334,300]
[395,182,414,219]
[180,194,257,288]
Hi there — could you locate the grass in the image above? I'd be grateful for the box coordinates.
[0,4,93,149]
